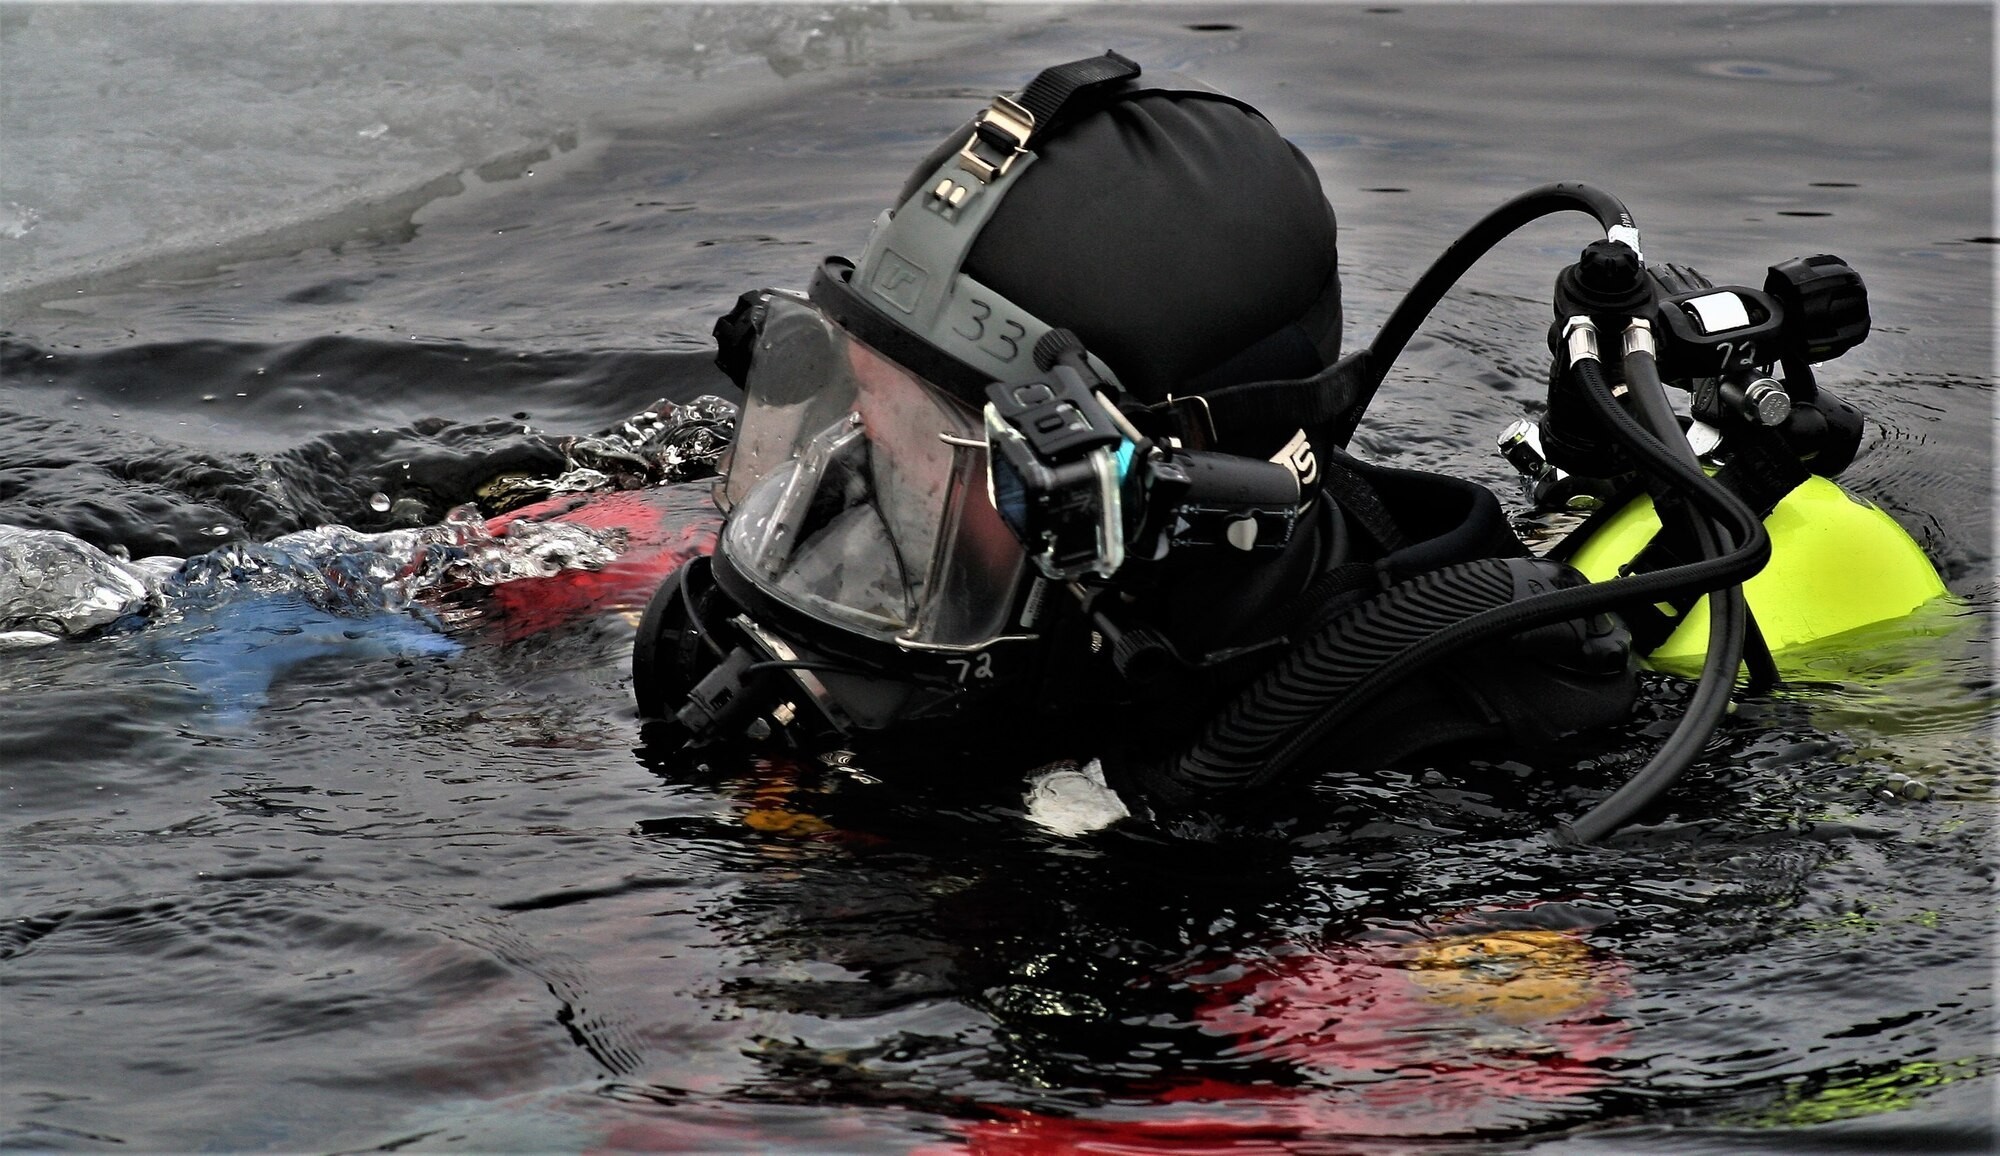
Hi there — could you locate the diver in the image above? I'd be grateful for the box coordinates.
[631,52,1943,842]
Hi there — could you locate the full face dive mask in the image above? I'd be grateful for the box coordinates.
[691,286,1045,735]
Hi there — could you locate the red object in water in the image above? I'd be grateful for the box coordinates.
[481,486,720,641]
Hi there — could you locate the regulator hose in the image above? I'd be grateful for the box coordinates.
[1334,182,1639,447]
[1130,344,1768,842]
[1559,343,1750,843]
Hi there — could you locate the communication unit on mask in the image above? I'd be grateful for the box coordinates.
[631,52,1944,842]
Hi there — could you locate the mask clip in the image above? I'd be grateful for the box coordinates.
[958,95,1035,184]
[1152,394,1218,452]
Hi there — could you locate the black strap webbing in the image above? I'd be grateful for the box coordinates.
[1169,350,1371,451]
[1318,456,1410,553]
[1017,52,1142,137]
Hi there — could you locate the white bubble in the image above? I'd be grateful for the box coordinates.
[0,202,39,240]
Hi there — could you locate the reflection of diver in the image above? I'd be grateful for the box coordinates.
[618,766,1635,1147]
[955,918,1635,1147]
[632,53,1944,841]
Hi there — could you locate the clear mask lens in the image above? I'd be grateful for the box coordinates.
[720,295,1027,648]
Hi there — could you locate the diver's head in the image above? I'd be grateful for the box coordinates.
[838,59,1344,412]
[634,53,1353,745]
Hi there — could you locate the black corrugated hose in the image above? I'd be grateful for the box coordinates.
[1135,341,1764,841]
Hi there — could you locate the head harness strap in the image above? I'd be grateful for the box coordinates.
[847,52,1233,402]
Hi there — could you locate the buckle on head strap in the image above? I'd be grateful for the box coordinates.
[958,95,1035,184]
[955,51,1142,185]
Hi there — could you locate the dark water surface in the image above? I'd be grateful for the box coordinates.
[2,5,1994,1153]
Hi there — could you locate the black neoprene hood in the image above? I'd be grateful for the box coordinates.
[892,87,1344,405]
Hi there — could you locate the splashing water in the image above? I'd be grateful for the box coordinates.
[1,392,736,656]
[0,525,166,644]
[479,395,738,512]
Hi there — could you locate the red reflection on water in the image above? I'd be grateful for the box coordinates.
[937,919,1633,1153]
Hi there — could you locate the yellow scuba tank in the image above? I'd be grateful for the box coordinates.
[1566,474,1946,676]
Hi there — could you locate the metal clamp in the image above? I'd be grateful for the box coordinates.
[1606,223,1645,265]
[957,95,1035,184]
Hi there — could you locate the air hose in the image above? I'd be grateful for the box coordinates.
[1334,182,1641,447]
[1129,182,1769,841]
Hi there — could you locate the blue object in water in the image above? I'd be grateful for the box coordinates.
[155,594,459,727]
[148,539,462,727]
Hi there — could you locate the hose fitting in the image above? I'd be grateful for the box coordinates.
[1563,316,1601,366]
[1622,316,1657,360]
